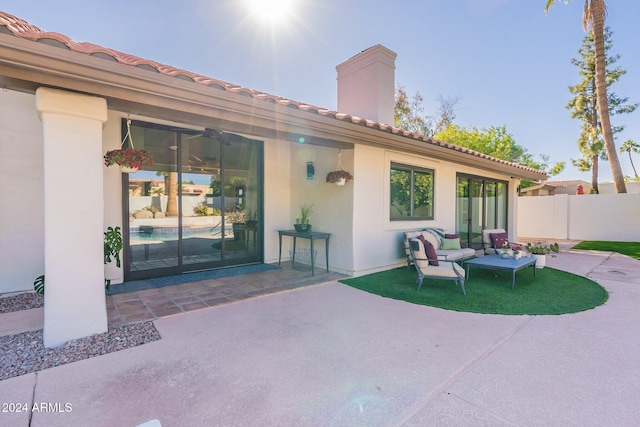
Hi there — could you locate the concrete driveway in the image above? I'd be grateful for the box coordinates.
[2,247,639,426]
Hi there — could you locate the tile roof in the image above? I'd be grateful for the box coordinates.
[0,11,543,176]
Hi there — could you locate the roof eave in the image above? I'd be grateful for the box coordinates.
[0,33,546,181]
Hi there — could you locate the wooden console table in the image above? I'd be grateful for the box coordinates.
[277,230,331,276]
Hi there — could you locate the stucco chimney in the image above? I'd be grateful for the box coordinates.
[336,44,397,125]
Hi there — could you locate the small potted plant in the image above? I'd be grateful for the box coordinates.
[513,248,521,260]
[526,242,559,269]
[326,169,354,186]
[104,148,154,173]
[294,203,314,232]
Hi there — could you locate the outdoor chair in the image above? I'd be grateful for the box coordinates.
[481,228,524,255]
[409,239,466,295]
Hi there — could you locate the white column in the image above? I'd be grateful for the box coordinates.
[36,88,108,348]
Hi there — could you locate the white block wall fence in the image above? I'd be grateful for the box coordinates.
[518,193,640,242]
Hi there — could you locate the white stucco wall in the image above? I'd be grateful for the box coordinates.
[263,138,292,263]
[350,146,520,276]
[518,193,640,241]
[287,144,355,274]
[0,90,44,295]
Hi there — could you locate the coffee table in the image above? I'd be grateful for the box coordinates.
[465,254,537,289]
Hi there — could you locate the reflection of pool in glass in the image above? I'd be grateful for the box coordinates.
[130,225,233,243]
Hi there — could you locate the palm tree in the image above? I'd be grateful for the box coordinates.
[545,0,627,193]
[620,140,640,179]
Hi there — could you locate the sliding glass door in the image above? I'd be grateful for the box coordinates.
[456,174,508,249]
[123,120,263,281]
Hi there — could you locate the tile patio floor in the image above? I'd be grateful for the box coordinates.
[106,262,347,326]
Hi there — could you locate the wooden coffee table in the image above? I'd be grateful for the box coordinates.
[465,254,537,289]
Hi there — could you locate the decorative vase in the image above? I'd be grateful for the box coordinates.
[120,165,139,173]
[294,224,312,233]
[336,178,346,186]
[514,252,521,260]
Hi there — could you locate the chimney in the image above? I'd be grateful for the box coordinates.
[336,44,397,125]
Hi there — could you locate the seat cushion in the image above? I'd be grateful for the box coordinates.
[437,248,475,261]
[424,262,465,278]
[403,231,422,257]
[410,238,428,269]
[418,235,439,266]
[420,231,441,250]
[460,247,476,259]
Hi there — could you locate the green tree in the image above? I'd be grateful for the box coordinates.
[394,85,460,136]
[567,27,637,193]
[435,124,565,188]
[546,0,627,193]
[620,139,640,179]
[394,85,429,135]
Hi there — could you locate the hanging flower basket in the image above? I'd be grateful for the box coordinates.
[326,169,353,185]
[104,148,154,173]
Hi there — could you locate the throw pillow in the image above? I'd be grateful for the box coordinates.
[441,237,461,250]
[490,232,509,250]
[418,235,439,266]
[445,233,460,239]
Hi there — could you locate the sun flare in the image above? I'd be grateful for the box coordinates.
[245,0,296,25]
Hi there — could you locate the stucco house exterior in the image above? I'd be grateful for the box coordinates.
[0,11,545,346]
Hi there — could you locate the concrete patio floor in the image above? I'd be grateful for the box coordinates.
[1,245,639,426]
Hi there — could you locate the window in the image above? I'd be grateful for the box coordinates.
[390,162,434,220]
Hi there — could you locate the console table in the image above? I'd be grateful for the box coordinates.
[277,230,331,276]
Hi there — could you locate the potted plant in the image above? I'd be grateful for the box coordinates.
[513,248,521,260]
[226,209,246,240]
[104,226,123,289]
[326,169,354,186]
[294,203,314,232]
[104,148,154,173]
[526,242,559,269]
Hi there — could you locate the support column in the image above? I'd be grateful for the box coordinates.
[36,88,108,348]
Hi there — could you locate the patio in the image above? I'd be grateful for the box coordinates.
[1,243,639,426]
[106,262,347,326]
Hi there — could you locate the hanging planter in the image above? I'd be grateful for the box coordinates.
[326,150,353,185]
[119,165,140,174]
[104,119,154,173]
[326,170,353,185]
[104,149,153,172]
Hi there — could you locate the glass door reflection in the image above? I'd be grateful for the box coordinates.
[125,121,263,280]
[127,126,180,276]
[180,134,223,267]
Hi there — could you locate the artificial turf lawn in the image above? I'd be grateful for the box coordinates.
[572,241,640,261]
[340,266,608,315]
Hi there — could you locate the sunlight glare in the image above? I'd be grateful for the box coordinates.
[245,0,296,25]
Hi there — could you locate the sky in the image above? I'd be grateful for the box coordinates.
[3,0,639,183]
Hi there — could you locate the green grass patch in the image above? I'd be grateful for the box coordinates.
[340,266,608,315]
[572,241,640,261]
